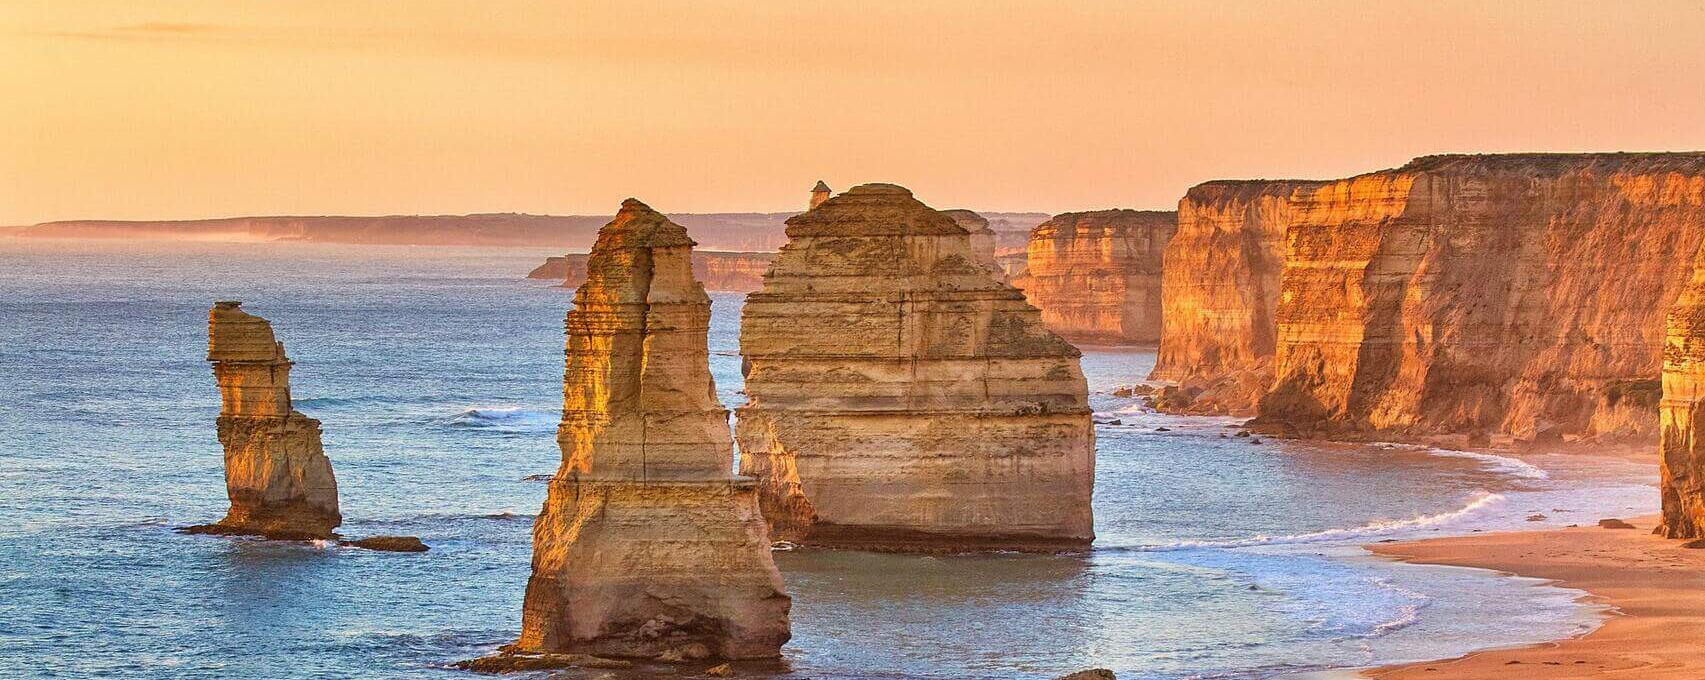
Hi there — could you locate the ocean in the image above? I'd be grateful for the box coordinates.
[0,238,1658,679]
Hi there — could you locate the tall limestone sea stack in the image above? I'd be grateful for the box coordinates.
[516,200,790,660]
[941,208,1001,275]
[194,301,340,539]
[1658,241,1705,538]
[1255,153,1705,442]
[1148,181,1326,414]
[736,183,1096,552]
[1019,209,1177,344]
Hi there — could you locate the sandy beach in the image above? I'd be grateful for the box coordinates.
[1363,515,1705,678]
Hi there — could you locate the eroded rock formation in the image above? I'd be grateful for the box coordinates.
[1017,210,1176,344]
[197,301,340,539]
[941,209,1001,276]
[529,251,777,293]
[736,183,1095,552]
[1148,181,1327,415]
[518,199,790,660]
[1658,240,1705,538]
[1256,153,1705,441]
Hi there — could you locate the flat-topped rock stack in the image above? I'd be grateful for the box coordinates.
[1255,153,1705,442]
[1020,209,1177,344]
[516,199,790,661]
[1149,180,1327,415]
[196,301,341,539]
[736,183,1096,553]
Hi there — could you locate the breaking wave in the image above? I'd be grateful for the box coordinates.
[1426,448,1550,480]
[1108,491,1506,553]
[446,406,556,432]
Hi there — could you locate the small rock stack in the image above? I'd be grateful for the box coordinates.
[199,301,341,539]
[517,200,791,660]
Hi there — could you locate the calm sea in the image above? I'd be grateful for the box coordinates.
[0,238,1658,679]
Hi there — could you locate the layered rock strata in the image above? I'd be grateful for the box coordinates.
[1148,180,1327,415]
[199,301,341,539]
[1019,209,1177,344]
[736,183,1095,552]
[518,200,790,660]
[529,251,777,293]
[941,209,1001,275]
[1658,240,1705,538]
[1256,153,1705,441]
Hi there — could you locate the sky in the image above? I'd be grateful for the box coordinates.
[2,1,1704,225]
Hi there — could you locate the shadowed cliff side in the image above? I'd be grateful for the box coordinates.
[736,183,1095,553]
[515,199,790,662]
[1255,153,1705,443]
[1018,209,1177,344]
[190,301,341,539]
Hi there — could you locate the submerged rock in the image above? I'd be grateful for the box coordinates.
[190,301,340,540]
[736,183,1095,553]
[516,200,790,660]
[341,536,428,552]
[1020,209,1177,344]
[1054,670,1116,680]
[453,652,633,673]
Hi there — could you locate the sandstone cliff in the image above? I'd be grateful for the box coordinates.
[1658,239,1705,538]
[1149,181,1327,415]
[941,209,1001,275]
[1018,209,1176,344]
[736,183,1095,553]
[518,200,790,660]
[198,301,341,539]
[529,251,777,293]
[1256,153,1705,441]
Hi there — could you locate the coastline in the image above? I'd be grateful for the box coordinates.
[1356,515,1705,678]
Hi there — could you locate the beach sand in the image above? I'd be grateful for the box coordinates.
[1362,515,1705,678]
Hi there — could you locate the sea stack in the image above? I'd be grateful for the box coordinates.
[737,183,1095,552]
[1148,181,1326,415]
[199,301,340,539]
[1256,153,1705,442]
[941,209,1001,276]
[1019,209,1177,344]
[517,199,790,660]
[1658,241,1705,538]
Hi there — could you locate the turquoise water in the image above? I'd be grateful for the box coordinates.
[0,238,1658,679]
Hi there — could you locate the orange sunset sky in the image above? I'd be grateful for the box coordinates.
[3,1,1704,226]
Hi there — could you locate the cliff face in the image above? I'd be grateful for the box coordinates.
[1149,181,1327,415]
[736,183,1095,552]
[1658,241,1705,538]
[529,251,777,293]
[1019,210,1177,344]
[941,209,1001,275]
[518,200,790,660]
[201,302,341,539]
[1257,153,1705,441]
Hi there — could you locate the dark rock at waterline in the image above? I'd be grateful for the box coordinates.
[178,524,326,541]
[342,535,429,552]
[454,652,633,673]
[1154,427,1170,432]
[1681,539,1705,549]
[1054,670,1116,680]
[1598,518,1636,529]
[521,473,553,481]
[1527,514,1547,522]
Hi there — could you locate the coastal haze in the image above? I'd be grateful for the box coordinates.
[8,2,1705,680]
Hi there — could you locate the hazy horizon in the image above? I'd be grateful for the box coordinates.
[4,1,1704,225]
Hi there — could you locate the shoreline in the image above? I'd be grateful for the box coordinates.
[1353,515,1705,678]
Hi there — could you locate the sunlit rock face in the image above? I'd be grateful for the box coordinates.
[204,302,341,539]
[736,183,1095,553]
[1658,243,1705,538]
[1019,209,1176,344]
[518,200,790,660]
[1149,181,1327,415]
[1256,153,1705,442]
[529,251,777,293]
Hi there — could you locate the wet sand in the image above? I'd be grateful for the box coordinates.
[1362,515,1705,679]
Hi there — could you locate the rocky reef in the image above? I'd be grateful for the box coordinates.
[192,301,340,539]
[1018,209,1176,344]
[1255,153,1705,442]
[736,183,1095,553]
[517,199,790,660]
[1659,239,1705,538]
[1148,181,1327,415]
[529,251,777,293]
